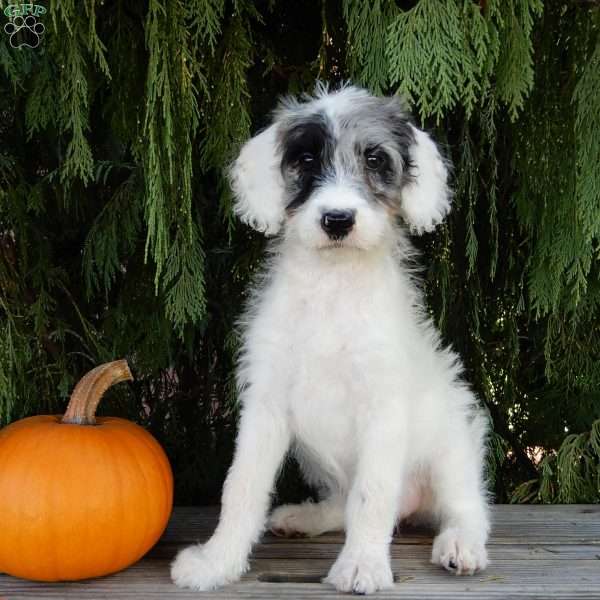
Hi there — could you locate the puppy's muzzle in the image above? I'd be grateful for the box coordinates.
[321,210,355,240]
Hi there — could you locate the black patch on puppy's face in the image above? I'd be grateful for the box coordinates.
[280,114,333,212]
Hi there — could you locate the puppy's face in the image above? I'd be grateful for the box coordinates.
[230,86,450,250]
[279,96,414,251]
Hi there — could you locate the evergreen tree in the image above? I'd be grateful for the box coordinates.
[0,0,598,504]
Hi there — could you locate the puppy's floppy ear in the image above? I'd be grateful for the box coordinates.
[400,125,451,234]
[229,124,285,236]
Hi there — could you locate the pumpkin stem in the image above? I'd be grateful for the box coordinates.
[61,360,133,425]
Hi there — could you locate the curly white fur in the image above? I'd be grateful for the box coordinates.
[172,86,490,594]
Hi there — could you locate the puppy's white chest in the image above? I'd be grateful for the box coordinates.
[288,370,359,484]
[283,307,371,477]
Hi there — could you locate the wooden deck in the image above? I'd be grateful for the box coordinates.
[1,505,599,598]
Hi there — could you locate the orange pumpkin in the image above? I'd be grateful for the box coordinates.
[0,360,173,582]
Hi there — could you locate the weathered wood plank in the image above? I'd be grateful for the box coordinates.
[2,585,600,600]
[1,505,599,599]
[161,505,600,545]
[2,567,600,600]
[147,541,600,561]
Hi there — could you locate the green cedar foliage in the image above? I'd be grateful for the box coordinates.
[0,0,598,504]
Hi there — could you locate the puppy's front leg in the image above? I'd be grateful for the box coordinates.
[171,400,290,590]
[325,414,405,594]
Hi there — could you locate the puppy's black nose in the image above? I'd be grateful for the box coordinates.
[321,210,355,239]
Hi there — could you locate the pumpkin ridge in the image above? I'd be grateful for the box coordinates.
[94,425,130,576]
[122,424,172,549]
[103,426,152,571]
[111,422,174,519]
[18,421,63,581]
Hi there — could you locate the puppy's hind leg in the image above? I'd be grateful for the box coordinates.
[430,406,490,576]
[270,449,346,537]
[269,495,345,537]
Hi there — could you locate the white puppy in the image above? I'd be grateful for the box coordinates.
[171,85,490,594]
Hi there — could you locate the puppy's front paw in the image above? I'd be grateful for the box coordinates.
[324,547,393,594]
[432,527,488,575]
[171,542,247,591]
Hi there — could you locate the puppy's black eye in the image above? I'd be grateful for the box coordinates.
[366,152,386,171]
[298,152,315,166]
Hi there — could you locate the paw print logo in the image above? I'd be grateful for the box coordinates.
[4,15,45,49]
